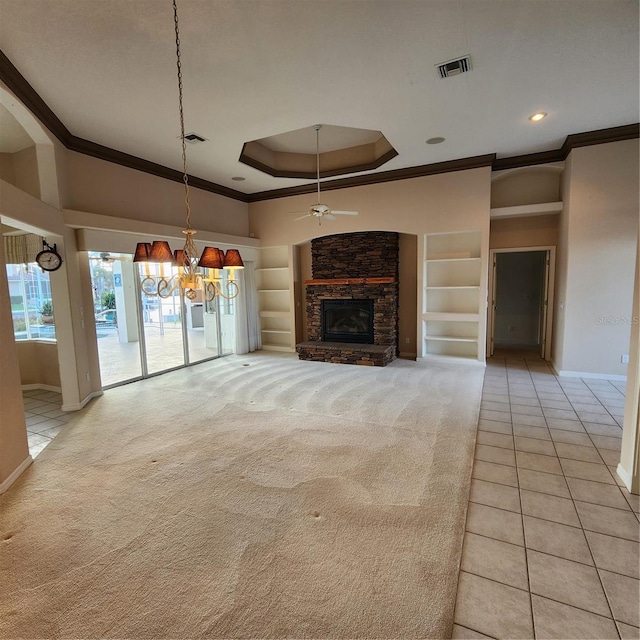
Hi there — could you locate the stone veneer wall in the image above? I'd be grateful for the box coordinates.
[312,231,399,279]
[304,231,399,356]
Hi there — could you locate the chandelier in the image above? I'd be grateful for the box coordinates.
[133,0,243,302]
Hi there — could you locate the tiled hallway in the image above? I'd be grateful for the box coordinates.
[454,354,639,639]
[23,389,71,458]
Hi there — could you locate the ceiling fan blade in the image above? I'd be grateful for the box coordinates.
[324,213,337,221]
[332,210,359,216]
[294,214,311,221]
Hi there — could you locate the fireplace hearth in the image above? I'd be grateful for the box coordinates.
[322,299,374,344]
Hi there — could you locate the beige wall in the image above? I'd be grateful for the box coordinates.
[554,139,639,376]
[16,341,61,388]
[0,236,30,489]
[13,146,41,200]
[398,233,418,358]
[64,151,249,237]
[490,214,558,250]
[0,152,16,185]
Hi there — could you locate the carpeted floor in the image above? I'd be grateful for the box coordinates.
[0,352,484,639]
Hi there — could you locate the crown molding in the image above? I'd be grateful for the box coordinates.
[0,49,249,203]
[247,154,496,202]
[1,49,638,205]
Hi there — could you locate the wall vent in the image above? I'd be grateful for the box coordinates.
[437,55,472,78]
[184,132,207,144]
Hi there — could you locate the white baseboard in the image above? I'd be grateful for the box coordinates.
[21,384,62,393]
[556,370,626,382]
[616,463,632,492]
[0,455,33,495]
[62,390,103,412]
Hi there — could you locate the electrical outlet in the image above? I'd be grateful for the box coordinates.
[621,354,629,364]
[405,337,410,344]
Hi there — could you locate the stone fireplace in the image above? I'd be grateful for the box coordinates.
[296,231,399,366]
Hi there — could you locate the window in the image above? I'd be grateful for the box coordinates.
[6,263,56,340]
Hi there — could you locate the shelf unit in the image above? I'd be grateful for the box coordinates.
[257,246,295,352]
[423,231,483,361]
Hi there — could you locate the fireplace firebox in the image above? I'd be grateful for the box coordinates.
[322,299,374,344]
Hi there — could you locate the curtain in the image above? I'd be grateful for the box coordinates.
[234,262,262,354]
[4,234,42,265]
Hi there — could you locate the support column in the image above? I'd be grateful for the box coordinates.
[0,237,31,493]
[617,231,640,494]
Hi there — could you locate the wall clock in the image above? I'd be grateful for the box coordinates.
[35,241,63,272]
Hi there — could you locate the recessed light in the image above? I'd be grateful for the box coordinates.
[426,137,446,144]
[529,112,547,122]
[231,176,246,181]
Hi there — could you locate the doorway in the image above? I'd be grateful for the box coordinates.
[488,247,555,359]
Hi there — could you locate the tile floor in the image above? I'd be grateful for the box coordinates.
[453,354,639,640]
[23,389,72,458]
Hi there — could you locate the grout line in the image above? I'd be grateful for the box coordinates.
[507,361,537,639]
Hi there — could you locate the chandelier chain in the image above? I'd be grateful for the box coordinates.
[173,0,192,235]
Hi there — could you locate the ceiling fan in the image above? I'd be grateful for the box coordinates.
[294,124,359,224]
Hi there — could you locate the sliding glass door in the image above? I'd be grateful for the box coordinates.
[89,252,233,389]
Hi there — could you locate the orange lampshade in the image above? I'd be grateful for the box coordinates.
[149,241,174,262]
[133,243,152,262]
[198,246,225,269]
[173,249,191,267]
[223,249,244,269]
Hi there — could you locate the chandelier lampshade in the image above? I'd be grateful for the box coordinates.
[223,249,245,269]
[198,247,225,269]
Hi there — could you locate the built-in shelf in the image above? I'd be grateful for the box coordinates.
[425,336,477,343]
[423,312,480,322]
[490,201,563,219]
[425,286,480,290]
[423,231,483,362]
[257,246,295,352]
[425,257,481,263]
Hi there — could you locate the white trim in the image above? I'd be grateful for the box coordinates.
[616,463,632,492]
[21,383,62,393]
[62,390,103,412]
[0,455,33,495]
[552,365,627,381]
[490,202,563,219]
[417,354,486,367]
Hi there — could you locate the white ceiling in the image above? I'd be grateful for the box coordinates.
[0,0,638,196]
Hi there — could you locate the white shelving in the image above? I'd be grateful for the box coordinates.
[257,246,295,352]
[423,231,483,361]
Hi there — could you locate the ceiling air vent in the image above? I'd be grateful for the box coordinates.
[184,132,207,144]
[437,55,471,79]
